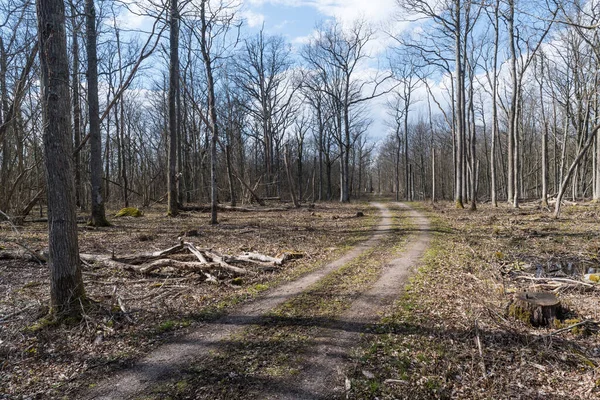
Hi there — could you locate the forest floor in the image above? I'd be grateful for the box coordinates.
[2,199,600,399]
[0,201,375,399]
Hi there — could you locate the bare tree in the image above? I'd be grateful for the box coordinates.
[86,0,109,226]
[167,0,180,216]
[37,0,85,315]
[303,20,392,202]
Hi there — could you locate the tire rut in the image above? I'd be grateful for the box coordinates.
[265,202,431,400]
[85,203,393,400]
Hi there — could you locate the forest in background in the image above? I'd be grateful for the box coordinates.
[1,0,599,224]
[3,0,600,396]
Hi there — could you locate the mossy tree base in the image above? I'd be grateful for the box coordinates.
[509,291,560,327]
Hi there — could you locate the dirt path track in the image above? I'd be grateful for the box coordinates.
[264,202,431,399]
[85,203,393,400]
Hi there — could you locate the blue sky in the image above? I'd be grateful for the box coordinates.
[117,0,407,141]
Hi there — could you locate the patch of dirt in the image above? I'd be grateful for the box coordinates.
[0,202,374,399]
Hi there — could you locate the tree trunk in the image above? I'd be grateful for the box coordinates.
[200,0,219,225]
[490,0,499,207]
[167,0,179,217]
[85,0,108,226]
[70,10,83,209]
[284,144,299,207]
[37,0,86,315]
[454,0,464,209]
[226,144,236,206]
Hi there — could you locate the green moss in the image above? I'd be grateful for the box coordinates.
[115,207,143,217]
[508,302,532,324]
[25,315,58,332]
[157,320,176,333]
[231,277,244,285]
[175,380,189,392]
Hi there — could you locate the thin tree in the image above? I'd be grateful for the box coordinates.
[86,0,109,226]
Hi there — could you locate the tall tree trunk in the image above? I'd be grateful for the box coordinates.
[297,144,303,203]
[540,58,549,207]
[507,0,518,208]
[167,0,179,217]
[226,144,236,206]
[284,144,299,207]
[37,0,86,315]
[469,74,477,210]
[86,0,109,226]
[490,0,499,207]
[340,85,351,203]
[404,102,410,201]
[454,0,464,209]
[200,0,218,224]
[70,12,82,209]
[0,37,9,212]
[395,127,401,201]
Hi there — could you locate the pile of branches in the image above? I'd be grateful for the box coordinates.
[1,242,302,281]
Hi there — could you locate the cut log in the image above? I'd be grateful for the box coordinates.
[238,252,285,265]
[510,291,561,327]
[203,250,251,276]
[0,249,47,263]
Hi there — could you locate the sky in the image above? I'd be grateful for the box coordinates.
[238,0,408,141]
[118,0,411,141]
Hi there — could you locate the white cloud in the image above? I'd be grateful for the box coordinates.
[244,0,402,26]
[241,10,266,27]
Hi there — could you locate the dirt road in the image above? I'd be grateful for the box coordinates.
[85,203,396,400]
[265,202,431,399]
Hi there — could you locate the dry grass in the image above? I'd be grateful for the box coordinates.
[347,201,600,399]
[0,202,374,398]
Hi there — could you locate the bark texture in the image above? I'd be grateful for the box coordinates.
[37,0,85,315]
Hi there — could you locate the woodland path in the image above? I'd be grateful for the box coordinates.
[264,202,431,399]
[84,203,430,400]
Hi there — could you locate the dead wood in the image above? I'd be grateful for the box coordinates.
[515,275,594,289]
[203,250,250,275]
[510,291,561,327]
[179,204,289,213]
[0,249,47,263]
[2,241,293,281]
[237,252,285,265]
[183,242,208,263]
[111,243,184,265]
[79,254,133,270]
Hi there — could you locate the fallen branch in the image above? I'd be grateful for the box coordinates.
[237,252,285,265]
[111,243,184,265]
[179,204,290,213]
[536,320,599,340]
[0,305,35,323]
[514,275,594,288]
[183,242,208,264]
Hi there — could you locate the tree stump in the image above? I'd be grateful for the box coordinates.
[510,292,561,327]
